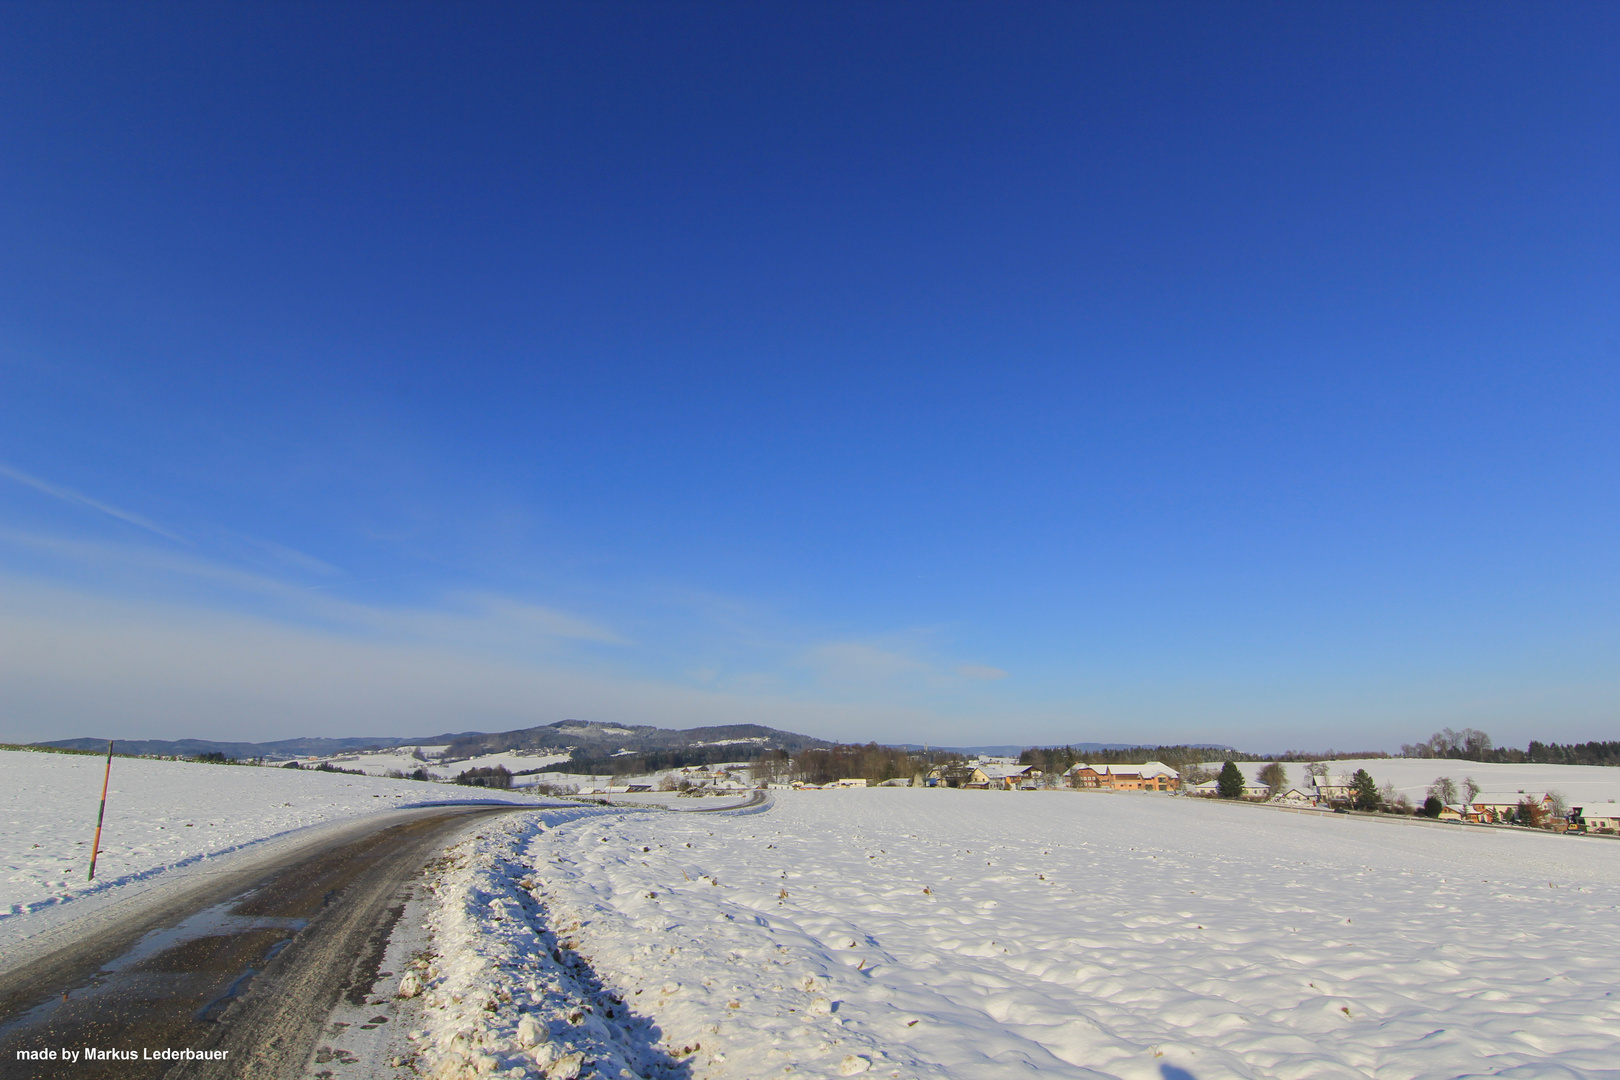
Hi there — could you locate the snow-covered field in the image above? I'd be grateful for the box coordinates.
[0,749,540,928]
[419,789,1620,1080]
[1210,758,1620,806]
[11,748,1620,1077]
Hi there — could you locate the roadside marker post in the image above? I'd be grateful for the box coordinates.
[88,740,113,881]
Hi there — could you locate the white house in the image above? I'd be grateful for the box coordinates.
[1185,773,1266,799]
[1309,775,1354,804]
[1574,804,1619,833]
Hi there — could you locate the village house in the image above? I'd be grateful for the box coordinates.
[1185,774,1268,800]
[979,765,1043,789]
[1065,761,1180,792]
[1463,792,1555,824]
[1571,804,1619,833]
[1269,787,1316,807]
[1308,775,1354,804]
[927,764,991,788]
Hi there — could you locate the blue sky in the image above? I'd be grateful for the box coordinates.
[2,2,1617,750]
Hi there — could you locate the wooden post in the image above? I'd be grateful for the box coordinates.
[88,740,114,881]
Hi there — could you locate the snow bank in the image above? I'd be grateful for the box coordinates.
[409,808,694,1080]
[0,749,540,925]
[473,788,1620,1079]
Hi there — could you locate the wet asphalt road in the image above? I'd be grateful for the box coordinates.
[0,804,528,1080]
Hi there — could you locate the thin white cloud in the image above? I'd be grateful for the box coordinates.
[0,578,938,744]
[225,532,341,576]
[375,592,630,647]
[802,641,931,683]
[0,462,189,544]
[0,529,626,648]
[956,663,1009,681]
[0,527,296,595]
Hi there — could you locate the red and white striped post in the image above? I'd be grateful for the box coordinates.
[88,740,114,881]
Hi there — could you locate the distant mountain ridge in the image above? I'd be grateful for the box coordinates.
[34,720,829,762]
[441,720,828,759]
[32,726,1193,763]
[35,733,482,760]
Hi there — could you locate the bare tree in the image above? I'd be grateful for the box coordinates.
[1463,776,1480,804]
[1547,790,1569,824]
[1427,776,1458,804]
[1379,780,1408,812]
[1258,761,1288,796]
[1401,728,1495,760]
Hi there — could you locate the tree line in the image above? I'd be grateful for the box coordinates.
[1399,728,1620,766]
[554,743,780,778]
[1016,745,1232,775]
[750,743,963,786]
[1018,728,1620,773]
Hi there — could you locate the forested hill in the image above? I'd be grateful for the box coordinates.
[35,733,483,759]
[441,720,828,760]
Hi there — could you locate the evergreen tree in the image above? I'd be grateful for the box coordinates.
[1217,760,1246,799]
[1350,768,1380,811]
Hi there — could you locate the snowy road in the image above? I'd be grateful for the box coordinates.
[0,749,545,936]
[0,803,524,1080]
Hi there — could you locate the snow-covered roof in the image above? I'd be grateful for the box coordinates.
[1065,762,1179,779]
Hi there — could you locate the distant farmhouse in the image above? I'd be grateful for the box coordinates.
[1572,804,1620,833]
[1186,777,1268,799]
[1064,761,1180,792]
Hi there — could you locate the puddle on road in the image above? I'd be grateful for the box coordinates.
[0,900,306,1042]
[0,892,309,1062]
[102,898,307,974]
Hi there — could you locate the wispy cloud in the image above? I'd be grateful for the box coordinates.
[0,577,939,744]
[956,663,1009,680]
[372,592,630,647]
[0,525,1017,745]
[0,462,189,544]
[0,527,628,654]
[223,531,341,576]
[801,641,931,683]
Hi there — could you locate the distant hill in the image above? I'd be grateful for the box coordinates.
[441,720,828,760]
[33,721,828,763]
[32,727,1205,765]
[34,732,483,760]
